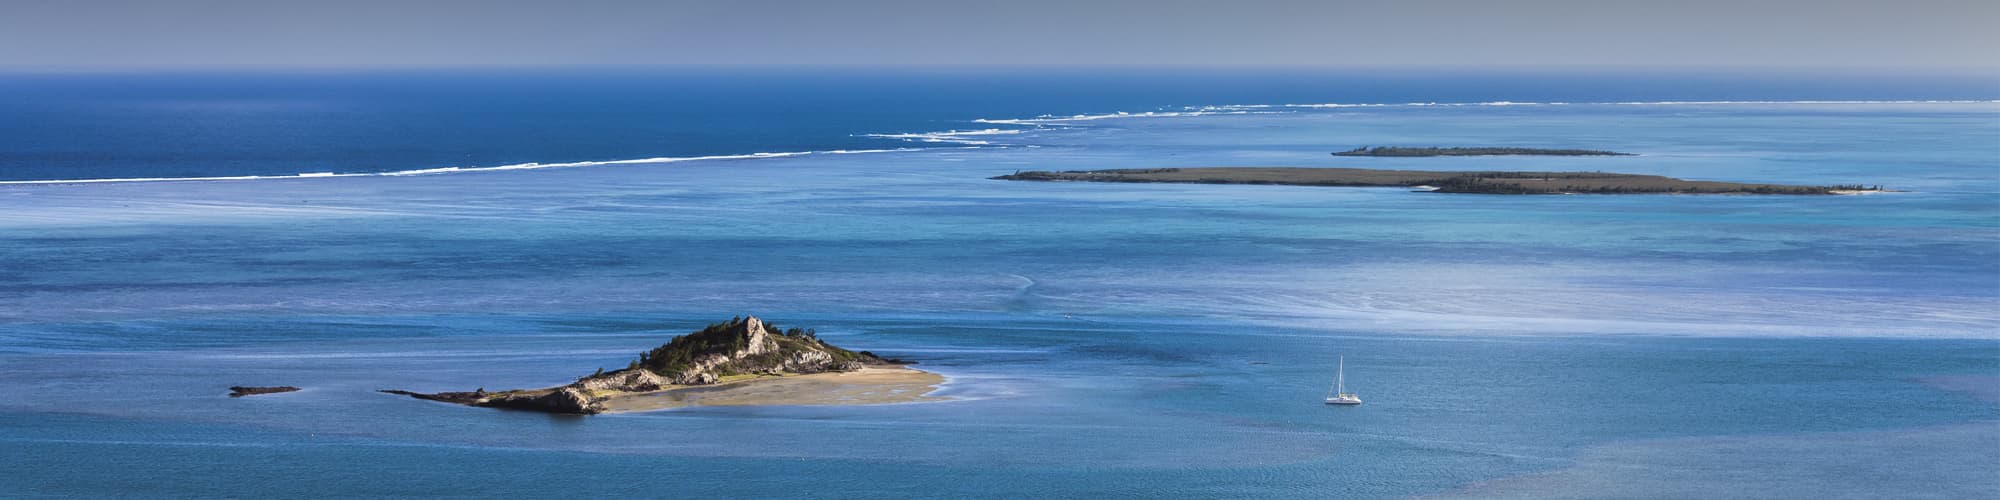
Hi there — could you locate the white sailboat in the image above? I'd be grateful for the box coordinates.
[1325,356,1362,405]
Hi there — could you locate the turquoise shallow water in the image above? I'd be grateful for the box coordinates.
[2,320,1994,497]
[2,99,1997,497]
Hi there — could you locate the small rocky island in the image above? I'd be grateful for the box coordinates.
[993,167,1881,195]
[1333,146,1634,157]
[228,386,301,397]
[383,316,937,414]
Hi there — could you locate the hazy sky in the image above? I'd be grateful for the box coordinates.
[1,0,1995,69]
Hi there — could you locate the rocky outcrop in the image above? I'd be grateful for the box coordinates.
[379,387,606,414]
[659,316,775,383]
[229,386,301,397]
[382,315,907,415]
[639,316,891,384]
[380,389,482,405]
[739,316,774,356]
[677,372,719,385]
[574,369,666,393]
[483,387,605,414]
[784,349,834,372]
[781,350,866,374]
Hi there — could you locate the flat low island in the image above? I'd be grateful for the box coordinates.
[993,167,1881,195]
[1333,146,1634,157]
[383,316,942,414]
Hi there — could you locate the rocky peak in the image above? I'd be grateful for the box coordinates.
[635,315,884,385]
[738,316,774,357]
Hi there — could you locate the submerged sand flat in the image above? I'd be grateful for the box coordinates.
[598,367,946,413]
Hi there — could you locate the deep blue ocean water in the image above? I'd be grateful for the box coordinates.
[3,68,1995,182]
[1,69,1997,497]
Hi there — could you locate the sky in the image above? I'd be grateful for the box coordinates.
[0,0,1995,70]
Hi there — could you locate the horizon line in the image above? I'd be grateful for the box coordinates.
[2,63,1997,76]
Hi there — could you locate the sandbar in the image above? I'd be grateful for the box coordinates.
[597,366,946,412]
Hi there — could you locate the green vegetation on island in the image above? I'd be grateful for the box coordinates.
[383,316,914,414]
[993,167,1882,195]
[1334,146,1634,157]
[635,316,899,383]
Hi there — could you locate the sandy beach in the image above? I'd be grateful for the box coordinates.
[597,366,946,413]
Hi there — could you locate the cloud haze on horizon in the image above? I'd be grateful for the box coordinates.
[0,0,1995,70]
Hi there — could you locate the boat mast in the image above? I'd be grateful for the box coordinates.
[1336,356,1346,395]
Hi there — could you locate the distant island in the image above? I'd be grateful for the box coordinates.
[1334,146,1634,157]
[383,316,939,414]
[993,167,1882,195]
[228,386,300,397]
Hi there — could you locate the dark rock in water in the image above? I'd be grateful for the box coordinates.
[485,387,605,414]
[860,351,917,365]
[229,386,301,397]
[378,389,482,405]
[377,388,603,414]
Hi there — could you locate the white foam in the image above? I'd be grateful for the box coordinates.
[1275,99,1998,109]
[962,99,1996,126]
[860,128,1024,145]
[1279,103,1396,109]
[825,147,925,154]
[968,99,1939,123]
[971,109,1276,125]
[1601,99,2000,106]
[377,166,465,176]
[0,149,928,186]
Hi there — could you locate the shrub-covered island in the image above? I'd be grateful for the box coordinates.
[382,316,935,414]
[993,167,1882,195]
[1333,146,1635,157]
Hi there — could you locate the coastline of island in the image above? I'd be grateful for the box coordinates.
[596,366,943,412]
[992,167,1882,195]
[382,316,943,414]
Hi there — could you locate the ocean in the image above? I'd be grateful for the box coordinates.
[1,68,1996,497]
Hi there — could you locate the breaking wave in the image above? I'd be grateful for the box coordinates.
[971,109,1278,125]
[1198,99,1999,111]
[944,99,1993,129]
[0,149,954,186]
[859,128,1025,145]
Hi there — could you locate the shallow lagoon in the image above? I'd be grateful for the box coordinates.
[2,101,1996,497]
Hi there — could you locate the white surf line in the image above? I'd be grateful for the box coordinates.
[964,99,2000,125]
[970,109,1282,125]
[1228,99,2000,110]
[0,147,955,186]
[858,128,1027,145]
